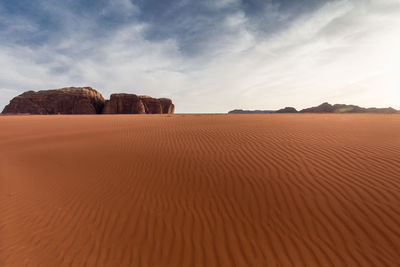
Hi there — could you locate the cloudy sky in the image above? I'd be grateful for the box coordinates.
[1,0,399,113]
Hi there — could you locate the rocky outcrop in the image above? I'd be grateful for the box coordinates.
[159,98,175,114]
[2,87,105,114]
[102,94,174,114]
[2,87,175,115]
[103,94,145,114]
[139,96,163,114]
[139,96,175,114]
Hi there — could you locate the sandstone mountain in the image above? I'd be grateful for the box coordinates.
[2,87,105,114]
[139,96,175,114]
[2,87,175,115]
[102,94,174,114]
[103,94,145,114]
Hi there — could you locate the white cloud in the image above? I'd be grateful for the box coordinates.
[171,0,400,112]
[1,0,400,112]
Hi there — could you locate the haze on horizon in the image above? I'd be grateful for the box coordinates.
[0,0,399,113]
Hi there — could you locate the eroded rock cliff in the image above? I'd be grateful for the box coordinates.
[2,87,105,114]
[103,94,145,114]
[2,87,175,114]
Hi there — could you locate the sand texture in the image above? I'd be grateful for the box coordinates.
[1,114,399,266]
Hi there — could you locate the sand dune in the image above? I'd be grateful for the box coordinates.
[0,114,399,266]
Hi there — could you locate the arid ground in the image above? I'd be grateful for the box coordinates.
[0,114,399,266]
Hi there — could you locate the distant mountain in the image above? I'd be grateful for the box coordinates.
[276,107,298,113]
[228,109,276,114]
[228,102,399,114]
[299,103,398,113]
[299,102,334,113]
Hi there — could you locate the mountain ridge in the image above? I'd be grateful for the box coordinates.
[229,102,399,114]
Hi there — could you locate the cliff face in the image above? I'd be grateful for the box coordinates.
[2,87,105,114]
[103,94,174,114]
[2,87,175,115]
[159,98,175,114]
[103,94,145,114]
[138,96,175,114]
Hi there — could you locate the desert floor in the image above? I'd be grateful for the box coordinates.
[0,114,399,266]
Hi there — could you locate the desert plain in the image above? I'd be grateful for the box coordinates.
[0,114,399,266]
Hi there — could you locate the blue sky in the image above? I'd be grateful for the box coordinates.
[1,0,399,112]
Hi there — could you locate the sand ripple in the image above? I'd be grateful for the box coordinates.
[0,114,399,266]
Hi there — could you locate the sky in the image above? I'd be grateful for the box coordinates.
[0,0,399,113]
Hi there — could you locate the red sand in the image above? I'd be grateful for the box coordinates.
[0,114,399,266]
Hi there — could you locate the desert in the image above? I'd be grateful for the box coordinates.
[1,114,399,266]
[2,0,400,266]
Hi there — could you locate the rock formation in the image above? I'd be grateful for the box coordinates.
[102,94,174,114]
[2,87,175,115]
[103,94,145,114]
[159,98,175,114]
[2,87,105,114]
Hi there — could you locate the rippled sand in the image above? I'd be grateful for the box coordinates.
[1,114,399,266]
